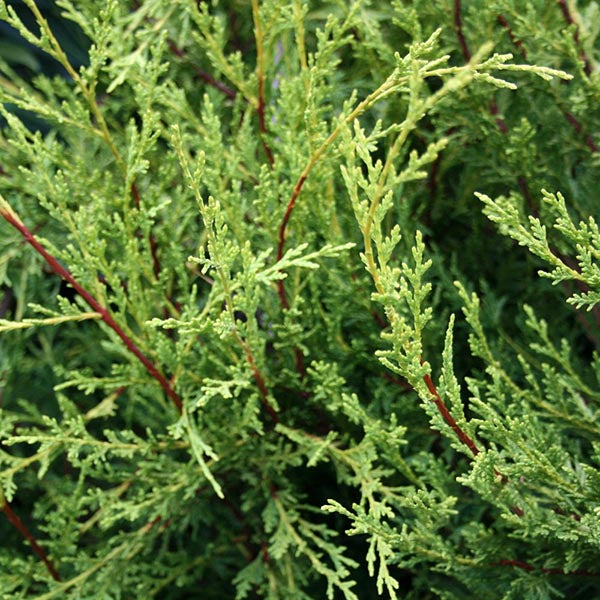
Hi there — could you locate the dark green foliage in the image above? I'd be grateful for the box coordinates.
[0,1,599,598]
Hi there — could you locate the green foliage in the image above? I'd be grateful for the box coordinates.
[0,1,599,598]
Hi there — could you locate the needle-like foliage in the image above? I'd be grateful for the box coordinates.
[0,1,599,598]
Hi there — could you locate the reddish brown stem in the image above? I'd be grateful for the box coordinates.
[517,176,536,214]
[498,13,597,156]
[494,558,600,577]
[497,14,527,59]
[244,348,278,423]
[563,111,599,153]
[1,499,61,581]
[293,348,306,380]
[497,10,600,354]
[0,207,182,413]
[275,174,309,378]
[423,366,520,512]
[276,176,307,264]
[382,371,413,391]
[276,279,289,310]
[557,0,593,76]
[489,100,508,134]
[276,174,308,309]
[167,41,238,100]
[423,372,480,457]
[453,0,471,61]
[131,181,141,208]
[372,309,388,330]
[498,15,600,346]
[260,539,270,564]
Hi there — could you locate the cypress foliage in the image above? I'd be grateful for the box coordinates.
[0,1,599,598]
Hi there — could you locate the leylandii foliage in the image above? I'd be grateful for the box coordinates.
[0,1,599,598]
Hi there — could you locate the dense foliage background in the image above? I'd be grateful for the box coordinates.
[0,1,599,598]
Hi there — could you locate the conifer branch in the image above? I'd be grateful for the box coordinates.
[130,182,162,280]
[497,14,527,59]
[352,63,484,459]
[275,73,403,305]
[244,344,279,423]
[422,372,480,456]
[187,0,258,106]
[251,0,275,167]
[33,515,167,600]
[0,196,182,413]
[20,1,166,286]
[167,41,238,100]
[557,0,593,75]
[488,9,600,353]
[557,253,600,338]
[276,174,307,307]
[497,11,597,155]
[173,132,278,419]
[356,128,483,456]
[1,493,61,581]
[1,3,598,595]
[23,0,123,171]
[563,111,599,153]
[454,2,511,134]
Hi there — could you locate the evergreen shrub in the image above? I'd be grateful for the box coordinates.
[0,1,599,598]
